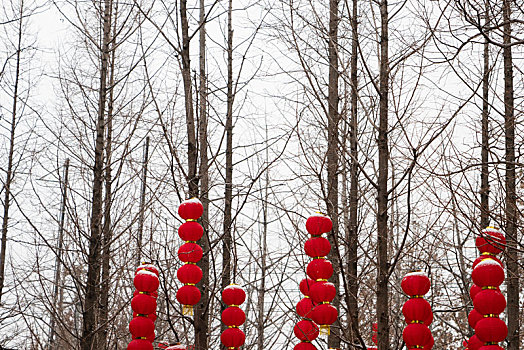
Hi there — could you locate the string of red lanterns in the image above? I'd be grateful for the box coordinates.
[368,322,378,350]
[128,264,160,350]
[221,284,247,350]
[401,271,434,350]
[176,198,204,316]
[294,277,318,350]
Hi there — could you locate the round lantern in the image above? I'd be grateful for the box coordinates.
[471,259,504,288]
[293,320,319,341]
[178,198,204,220]
[294,342,317,350]
[402,298,432,325]
[401,271,430,296]
[176,285,201,315]
[468,309,483,328]
[221,306,246,327]
[467,334,483,350]
[306,258,333,281]
[475,317,507,343]
[177,264,203,285]
[473,289,506,316]
[305,214,333,236]
[309,281,336,304]
[220,327,246,348]
[178,243,203,263]
[311,303,338,335]
[476,227,506,255]
[129,316,155,338]
[133,312,157,322]
[470,284,482,300]
[134,271,160,293]
[131,294,157,315]
[473,254,502,269]
[403,323,432,348]
[296,297,315,318]
[304,237,331,258]
[135,264,159,276]
[127,339,154,350]
[299,278,315,296]
[178,221,204,242]
[222,284,246,306]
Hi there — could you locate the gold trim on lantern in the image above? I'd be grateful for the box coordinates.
[182,305,194,316]
[411,295,424,298]
[317,279,328,282]
[482,286,497,290]
[481,252,495,256]
[186,283,196,286]
[186,219,197,222]
[319,325,330,335]
[410,320,424,324]
[227,325,239,328]
[483,314,498,318]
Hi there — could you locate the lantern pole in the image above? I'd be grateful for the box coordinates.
[47,158,70,350]
[137,136,150,264]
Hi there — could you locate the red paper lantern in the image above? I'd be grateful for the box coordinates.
[294,320,319,341]
[178,198,204,220]
[222,306,246,327]
[470,284,482,300]
[176,285,201,307]
[177,264,203,285]
[472,259,504,288]
[129,316,155,338]
[372,334,378,344]
[305,214,333,236]
[402,298,432,325]
[299,278,315,296]
[133,312,157,322]
[304,237,331,258]
[135,264,159,276]
[476,227,506,255]
[131,294,157,315]
[473,255,502,269]
[309,281,336,304]
[311,303,338,334]
[403,323,432,348]
[306,258,333,281]
[468,309,483,328]
[222,284,246,306]
[127,339,154,350]
[296,297,315,318]
[294,342,317,350]
[467,334,483,350]
[401,271,430,296]
[475,317,507,343]
[178,221,204,242]
[134,271,160,293]
[178,243,203,263]
[220,327,246,348]
[473,289,506,316]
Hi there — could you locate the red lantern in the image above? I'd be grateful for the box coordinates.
[178,198,204,220]
[220,327,246,348]
[304,237,331,258]
[401,271,430,296]
[176,285,201,314]
[294,342,317,350]
[177,264,203,285]
[134,271,160,293]
[424,334,434,350]
[133,312,157,322]
[473,255,502,269]
[131,294,157,315]
[479,346,504,350]
[475,317,507,343]
[306,258,333,281]
[309,281,336,304]
[127,339,154,350]
[403,323,432,348]
[476,227,506,255]
[178,221,204,242]
[467,334,483,350]
[294,320,319,341]
[306,214,333,236]
[222,284,246,306]
[468,309,483,328]
[470,284,482,300]
[178,243,203,263]
[402,298,432,325]
[311,303,338,334]
[222,306,246,327]
[129,316,155,338]
[296,297,315,318]
[473,289,506,315]
[472,259,504,288]
[299,278,315,296]
[135,264,159,276]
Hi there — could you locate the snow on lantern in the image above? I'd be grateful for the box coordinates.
[220,284,246,349]
[401,271,433,350]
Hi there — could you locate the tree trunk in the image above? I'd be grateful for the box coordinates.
[377,0,390,349]
[480,5,490,229]
[81,0,111,348]
[502,1,519,349]
[326,0,341,347]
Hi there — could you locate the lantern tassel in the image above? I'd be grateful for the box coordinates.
[182,305,194,316]
[319,325,330,335]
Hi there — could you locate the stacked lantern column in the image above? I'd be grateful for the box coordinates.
[467,227,506,350]
[128,264,160,350]
[306,214,338,336]
[401,271,434,350]
[369,322,378,350]
[221,284,247,350]
[294,278,318,350]
[176,198,204,315]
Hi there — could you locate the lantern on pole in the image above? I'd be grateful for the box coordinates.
[176,198,204,315]
[221,284,246,350]
[401,271,433,350]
